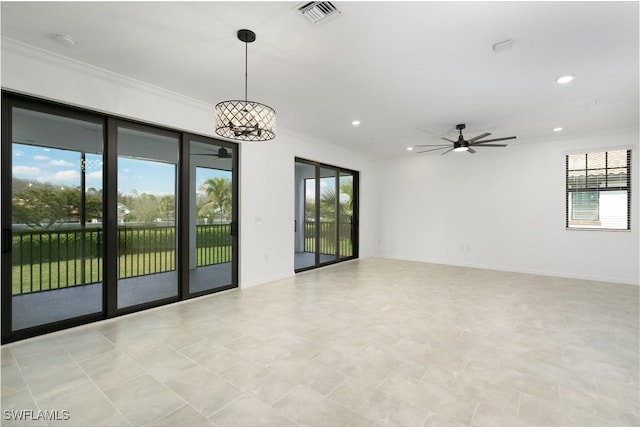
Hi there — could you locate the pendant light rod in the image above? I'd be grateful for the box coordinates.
[244,40,248,102]
[237,29,255,102]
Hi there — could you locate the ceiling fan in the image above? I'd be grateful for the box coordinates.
[414,124,516,155]
[191,147,232,158]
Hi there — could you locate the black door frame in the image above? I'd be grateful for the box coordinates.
[1,91,239,343]
[107,118,184,316]
[294,157,359,273]
[2,93,108,342]
[182,133,239,298]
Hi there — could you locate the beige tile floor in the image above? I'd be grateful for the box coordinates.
[1,258,638,426]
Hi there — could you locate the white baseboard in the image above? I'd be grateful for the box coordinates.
[381,255,639,286]
[239,272,295,289]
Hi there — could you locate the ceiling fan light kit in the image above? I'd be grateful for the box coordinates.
[414,123,516,156]
[556,74,575,84]
[215,29,276,142]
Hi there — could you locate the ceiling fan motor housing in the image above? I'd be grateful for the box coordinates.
[456,125,468,148]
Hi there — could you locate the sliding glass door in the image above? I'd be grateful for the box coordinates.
[318,167,338,264]
[338,171,355,259]
[115,124,180,309]
[4,105,105,332]
[294,158,358,272]
[187,137,237,295]
[2,92,239,343]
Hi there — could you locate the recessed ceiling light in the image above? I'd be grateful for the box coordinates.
[351,120,361,126]
[553,127,563,132]
[556,74,575,84]
[406,147,414,151]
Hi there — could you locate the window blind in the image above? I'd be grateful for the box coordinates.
[566,149,631,230]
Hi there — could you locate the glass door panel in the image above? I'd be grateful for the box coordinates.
[116,127,179,309]
[294,162,317,270]
[10,108,104,331]
[339,172,354,259]
[189,140,234,294]
[319,167,338,264]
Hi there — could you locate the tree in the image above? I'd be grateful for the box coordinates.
[159,195,175,221]
[12,178,104,228]
[199,177,232,223]
[129,193,160,224]
[316,178,354,251]
[319,178,353,220]
[85,190,103,222]
[12,184,78,229]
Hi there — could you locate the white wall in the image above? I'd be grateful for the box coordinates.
[1,39,379,289]
[378,131,639,285]
[3,38,636,286]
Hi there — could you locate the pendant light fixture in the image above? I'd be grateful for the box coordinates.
[215,29,276,141]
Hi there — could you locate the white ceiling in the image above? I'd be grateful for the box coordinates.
[1,1,638,157]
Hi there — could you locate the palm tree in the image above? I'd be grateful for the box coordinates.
[318,178,354,252]
[199,177,232,223]
[319,178,353,219]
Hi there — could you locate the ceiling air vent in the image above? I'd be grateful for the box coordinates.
[296,1,341,25]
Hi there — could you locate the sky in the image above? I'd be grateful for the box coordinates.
[305,176,352,202]
[12,143,230,196]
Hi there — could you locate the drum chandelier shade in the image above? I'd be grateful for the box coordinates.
[215,100,276,141]
[215,29,276,142]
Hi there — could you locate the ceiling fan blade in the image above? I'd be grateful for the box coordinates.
[416,147,450,154]
[441,137,456,143]
[468,132,491,143]
[440,147,455,155]
[472,136,516,144]
[471,143,508,147]
[414,144,451,147]
[467,147,476,154]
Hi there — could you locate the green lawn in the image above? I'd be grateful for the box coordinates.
[13,257,102,295]
[304,238,354,257]
[12,247,232,295]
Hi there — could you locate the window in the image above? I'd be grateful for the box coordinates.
[566,149,631,230]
